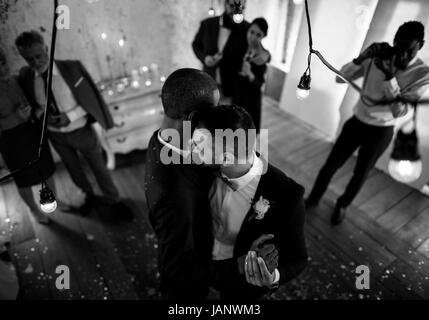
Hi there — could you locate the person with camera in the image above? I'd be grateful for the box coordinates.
[306,21,429,225]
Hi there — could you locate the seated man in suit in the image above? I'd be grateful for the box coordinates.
[190,105,308,299]
[15,30,132,219]
[192,0,270,103]
[144,68,220,300]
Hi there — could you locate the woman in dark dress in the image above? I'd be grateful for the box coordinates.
[233,18,269,133]
[0,48,55,224]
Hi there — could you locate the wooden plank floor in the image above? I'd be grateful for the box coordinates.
[1,97,428,300]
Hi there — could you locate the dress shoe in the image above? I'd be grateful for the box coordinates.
[331,203,347,225]
[79,194,96,216]
[110,201,134,221]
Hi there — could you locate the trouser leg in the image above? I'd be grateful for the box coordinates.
[48,130,94,195]
[307,117,362,203]
[337,124,394,207]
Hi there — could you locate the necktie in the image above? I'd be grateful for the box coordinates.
[41,70,60,115]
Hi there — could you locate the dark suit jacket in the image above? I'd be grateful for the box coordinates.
[192,16,250,97]
[210,162,308,299]
[144,130,215,300]
[18,60,114,130]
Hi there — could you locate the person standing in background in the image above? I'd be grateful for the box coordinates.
[16,31,133,220]
[192,0,270,103]
[233,17,269,133]
[306,21,429,225]
[0,47,56,224]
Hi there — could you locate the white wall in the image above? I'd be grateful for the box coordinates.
[279,0,379,138]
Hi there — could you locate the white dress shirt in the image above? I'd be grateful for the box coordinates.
[209,153,280,283]
[216,15,232,84]
[340,56,429,127]
[34,62,88,133]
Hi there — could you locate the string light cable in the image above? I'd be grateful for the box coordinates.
[299,0,429,106]
[0,0,59,210]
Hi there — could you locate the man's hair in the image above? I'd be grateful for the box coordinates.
[395,21,425,42]
[161,68,218,120]
[15,30,45,50]
[192,104,256,159]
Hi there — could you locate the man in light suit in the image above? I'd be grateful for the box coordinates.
[16,30,132,219]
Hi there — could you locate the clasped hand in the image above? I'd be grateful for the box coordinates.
[242,234,279,288]
[47,113,70,127]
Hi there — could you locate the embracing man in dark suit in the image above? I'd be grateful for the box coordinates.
[144,68,220,300]
[190,105,308,300]
[16,30,132,219]
[192,0,269,101]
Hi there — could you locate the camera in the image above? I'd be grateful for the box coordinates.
[376,44,398,60]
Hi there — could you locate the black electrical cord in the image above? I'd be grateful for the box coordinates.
[0,0,59,183]
[302,0,429,106]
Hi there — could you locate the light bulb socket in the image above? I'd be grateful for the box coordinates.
[39,185,56,206]
[391,129,421,161]
[297,73,311,90]
[232,1,245,23]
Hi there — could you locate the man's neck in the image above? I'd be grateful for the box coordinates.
[159,116,184,150]
[221,154,254,179]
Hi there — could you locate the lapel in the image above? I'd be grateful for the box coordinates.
[212,16,220,53]
[55,60,77,94]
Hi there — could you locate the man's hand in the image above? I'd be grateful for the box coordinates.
[374,57,397,80]
[245,251,276,288]
[47,114,71,127]
[389,102,408,118]
[249,234,278,274]
[16,104,32,121]
[204,53,223,68]
[354,42,391,65]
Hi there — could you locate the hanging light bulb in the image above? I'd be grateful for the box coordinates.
[296,72,311,100]
[101,32,107,40]
[231,0,245,24]
[293,0,304,5]
[233,13,244,24]
[118,38,125,47]
[388,160,422,183]
[208,7,215,16]
[39,184,57,213]
[388,126,422,183]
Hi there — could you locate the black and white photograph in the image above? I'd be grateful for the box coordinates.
[1,0,429,312]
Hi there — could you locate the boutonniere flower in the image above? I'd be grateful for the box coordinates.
[253,196,271,220]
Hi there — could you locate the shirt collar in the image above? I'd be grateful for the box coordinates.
[407,55,418,67]
[157,130,191,158]
[36,62,59,77]
[221,152,263,191]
